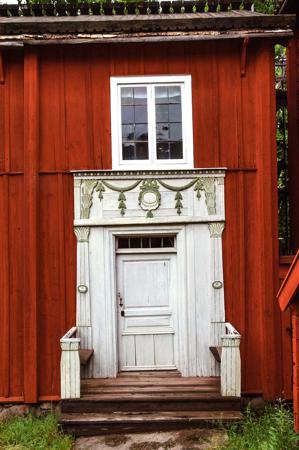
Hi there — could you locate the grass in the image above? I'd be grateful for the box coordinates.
[0,402,298,450]
[222,402,299,450]
[0,414,73,450]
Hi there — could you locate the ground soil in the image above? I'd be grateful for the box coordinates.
[74,428,228,449]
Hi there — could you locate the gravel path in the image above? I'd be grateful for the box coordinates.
[74,428,228,449]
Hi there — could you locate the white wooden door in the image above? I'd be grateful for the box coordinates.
[116,252,177,371]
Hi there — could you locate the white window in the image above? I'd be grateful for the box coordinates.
[110,75,194,170]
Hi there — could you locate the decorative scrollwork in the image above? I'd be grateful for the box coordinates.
[81,180,99,219]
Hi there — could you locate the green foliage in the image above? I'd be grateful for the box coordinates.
[254,0,279,14]
[0,414,73,450]
[222,403,299,450]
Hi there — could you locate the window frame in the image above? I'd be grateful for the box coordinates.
[110,75,194,170]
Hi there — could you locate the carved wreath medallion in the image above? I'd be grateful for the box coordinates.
[138,180,161,218]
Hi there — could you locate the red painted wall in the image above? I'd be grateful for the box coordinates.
[0,40,291,402]
[287,28,299,253]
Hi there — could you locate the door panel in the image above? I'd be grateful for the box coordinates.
[117,252,177,371]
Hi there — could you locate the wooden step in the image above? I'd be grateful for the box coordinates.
[80,385,220,394]
[61,394,241,414]
[60,410,243,436]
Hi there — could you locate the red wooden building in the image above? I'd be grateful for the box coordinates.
[278,250,299,431]
[0,0,296,434]
[279,0,299,253]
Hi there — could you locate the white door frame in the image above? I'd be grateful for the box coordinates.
[90,225,187,378]
[87,222,220,378]
[73,170,226,379]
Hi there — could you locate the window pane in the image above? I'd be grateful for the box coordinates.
[169,141,183,159]
[122,143,135,160]
[151,236,163,247]
[134,87,147,105]
[169,86,181,104]
[135,124,148,141]
[169,123,182,141]
[157,142,170,159]
[169,104,182,122]
[135,105,148,124]
[120,86,149,161]
[141,237,150,248]
[122,124,134,141]
[156,104,169,123]
[135,142,148,159]
[163,236,175,247]
[121,87,134,105]
[156,123,169,141]
[155,86,168,104]
[118,237,129,249]
[121,105,134,124]
[155,85,183,161]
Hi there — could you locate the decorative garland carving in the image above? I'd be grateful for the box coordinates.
[81,180,98,219]
[80,176,219,219]
[208,222,225,238]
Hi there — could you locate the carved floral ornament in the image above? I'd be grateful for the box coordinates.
[79,176,221,219]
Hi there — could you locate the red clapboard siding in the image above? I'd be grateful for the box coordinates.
[0,40,291,402]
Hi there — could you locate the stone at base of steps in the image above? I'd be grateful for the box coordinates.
[61,410,243,437]
[74,428,229,450]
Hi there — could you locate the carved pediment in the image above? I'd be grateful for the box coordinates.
[74,169,225,224]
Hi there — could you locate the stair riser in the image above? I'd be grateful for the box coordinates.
[61,400,241,414]
[61,418,240,437]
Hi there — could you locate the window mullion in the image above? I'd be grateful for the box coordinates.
[147,85,156,164]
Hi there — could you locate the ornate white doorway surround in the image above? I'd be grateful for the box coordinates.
[73,169,227,378]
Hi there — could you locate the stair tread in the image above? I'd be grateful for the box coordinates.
[75,392,239,401]
[60,410,243,424]
[81,377,219,386]
[81,387,220,394]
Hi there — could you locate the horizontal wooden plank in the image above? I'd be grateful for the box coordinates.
[61,410,243,423]
[60,410,243,436]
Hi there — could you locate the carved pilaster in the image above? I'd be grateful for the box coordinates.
[208,222,225,238]
[74,226,90,242]
[75,225,92,367]
[209,221,226,356]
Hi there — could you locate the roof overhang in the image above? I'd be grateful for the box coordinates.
[0,11,295,46]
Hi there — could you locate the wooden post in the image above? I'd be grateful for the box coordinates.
[60,327,80,399]
[74,226,92,350]
[0,50,4,84]
[23,47,39,403]
[292,307,299,432]
[221,326,241,397]
[209,221,226,357]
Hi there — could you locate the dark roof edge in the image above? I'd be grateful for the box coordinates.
[0,28,294,47]
[0,12,296,37]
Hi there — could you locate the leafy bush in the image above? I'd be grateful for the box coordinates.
[223,403,299,450]
[0,414,73,450]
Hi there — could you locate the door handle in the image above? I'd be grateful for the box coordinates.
[117,292,124,308]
